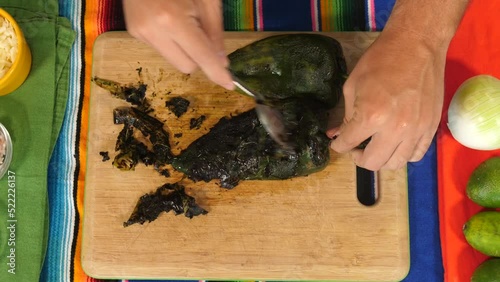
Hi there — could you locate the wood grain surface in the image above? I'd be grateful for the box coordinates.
[82,31,409,281]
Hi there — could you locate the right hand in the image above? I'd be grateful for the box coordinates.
[327,28,447,171]
[122,0,234,90]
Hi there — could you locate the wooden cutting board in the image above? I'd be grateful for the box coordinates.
[82,31,409,281]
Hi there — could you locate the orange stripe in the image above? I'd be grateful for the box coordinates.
[75,0,100,280]
[320,0,330,31]
[244,0,255,31]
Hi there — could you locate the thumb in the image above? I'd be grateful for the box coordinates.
[342,75,356,122]
[326,76,356,139]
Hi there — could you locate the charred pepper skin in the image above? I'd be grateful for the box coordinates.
[124,182,208,227]
[112,123,156,171]
[165,96,190,118]
[92,76,150,110]
[172,104,331,189]
[113,107,173,167]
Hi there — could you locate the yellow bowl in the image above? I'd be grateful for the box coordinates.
[0,8,32,96]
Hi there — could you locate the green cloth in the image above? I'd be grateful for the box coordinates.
[0,1,75,281]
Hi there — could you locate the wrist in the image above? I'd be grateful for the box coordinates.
[383,0,469,53]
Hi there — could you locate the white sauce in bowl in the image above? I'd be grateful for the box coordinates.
[0,132,5,165]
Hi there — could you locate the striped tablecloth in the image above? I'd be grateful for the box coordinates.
[41,1,443,281]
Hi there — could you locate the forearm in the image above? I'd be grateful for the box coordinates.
[384,0,470,51]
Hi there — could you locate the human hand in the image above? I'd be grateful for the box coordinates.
[327,29,448,170]
[122,0,234,90]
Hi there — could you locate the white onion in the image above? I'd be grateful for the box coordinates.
[447,75,500,150]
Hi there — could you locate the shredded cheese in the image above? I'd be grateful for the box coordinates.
[0,16,18,79]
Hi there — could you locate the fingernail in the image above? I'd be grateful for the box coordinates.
[224,82,235,91]
[326,129,339,139]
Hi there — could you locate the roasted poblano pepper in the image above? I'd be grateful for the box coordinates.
[172,34,348,188]
[228,33,347,108]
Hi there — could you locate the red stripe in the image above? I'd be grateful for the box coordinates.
[104,0,111,32]
[257,0,264,30]
[96,0,104,33]
[369,0,376,31]
[103,0,110,32]
[106,0,118,31]
[310,0,318,31]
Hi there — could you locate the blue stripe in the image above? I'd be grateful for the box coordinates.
[403,140,443,281]
[41,1,82,281]
[317,2,323,31]
[261,0,312,31]
[373,0,395,30]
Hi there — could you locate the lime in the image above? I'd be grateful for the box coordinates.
[471,258,500,282]
[467,156,500,208]
[463,211,500,257]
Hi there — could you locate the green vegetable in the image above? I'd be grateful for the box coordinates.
[228,33,347,108]
[463,211,500,257]
[447,75,500,150]
[467,157,500,208]
[471,258,500,282]
[171,34,348,188]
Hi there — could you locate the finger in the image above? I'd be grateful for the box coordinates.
[143,33,198,75]
[342,75,357,121]
[351,133,402,171]
[409,133,434,162]
[409,112,440,162]
[169,14,234,89]
[330,117,377,153]
[380,138,419,170]
[197,0,227,66]
[326,80,356,139]
[328,76,358,143]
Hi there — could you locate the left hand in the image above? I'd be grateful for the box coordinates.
[327,29,447,171]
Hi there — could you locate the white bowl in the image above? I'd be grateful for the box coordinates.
[0,122,13,179]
